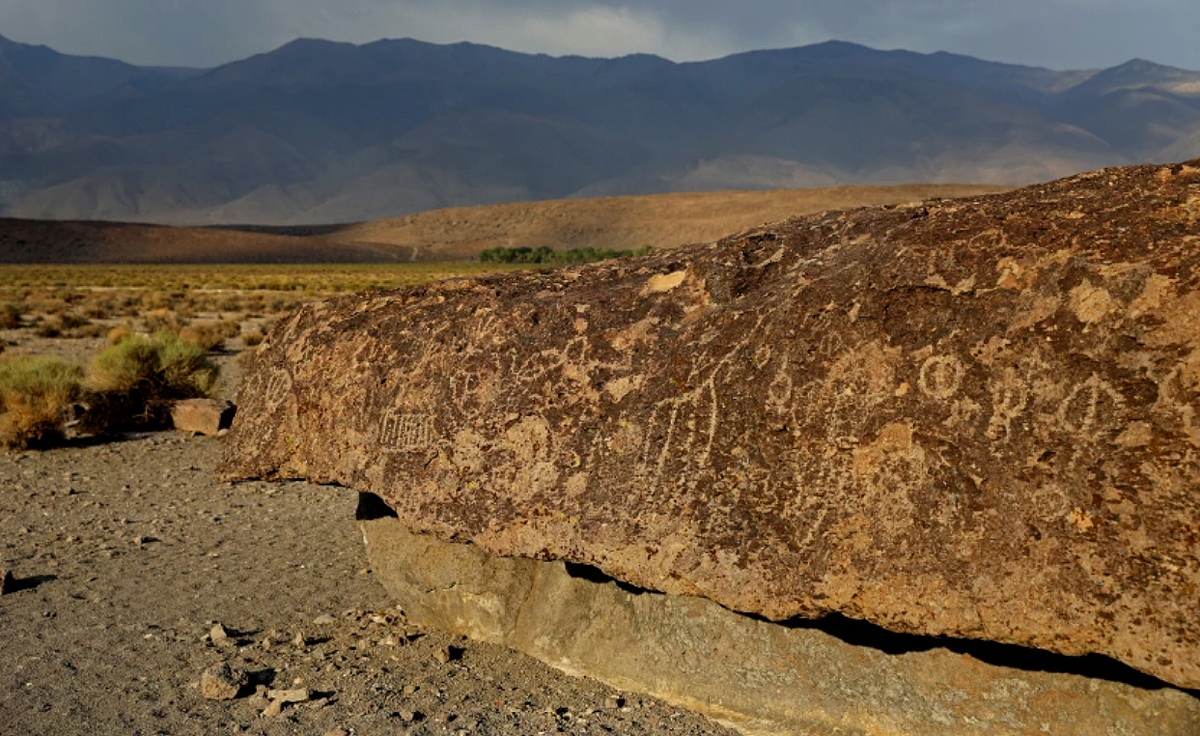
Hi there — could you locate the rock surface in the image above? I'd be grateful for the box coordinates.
[221,160,1200,689]
[171,398,235,437]
[362,511,1200,736]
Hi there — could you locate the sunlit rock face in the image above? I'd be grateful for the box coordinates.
[222,159,1200,690]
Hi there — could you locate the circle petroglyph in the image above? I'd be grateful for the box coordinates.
[918,355,965,399]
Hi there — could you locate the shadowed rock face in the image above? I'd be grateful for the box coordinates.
[221,159,1200,690]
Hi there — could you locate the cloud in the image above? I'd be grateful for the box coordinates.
[0,0,1197,72]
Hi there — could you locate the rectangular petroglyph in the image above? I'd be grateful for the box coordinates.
[380,411,434,451]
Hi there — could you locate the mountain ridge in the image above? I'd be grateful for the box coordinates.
[0,34,1197,225]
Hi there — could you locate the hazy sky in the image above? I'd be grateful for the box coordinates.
[1,0,1197,71]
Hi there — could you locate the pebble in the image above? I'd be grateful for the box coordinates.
[0,568,14,595]
[200,662,246,701]
[266,688,310,703]
[261,699,283,718]
[209,623,232,648]
[605,694,624,710]
[433,646,452,664]
[312,614,336,625]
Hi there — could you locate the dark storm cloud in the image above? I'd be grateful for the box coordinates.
[0,0,1197,71]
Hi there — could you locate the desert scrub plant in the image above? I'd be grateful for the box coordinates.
[242,329,265,347]
[178,322,226,352]
[142,308,185,334]
[85,332,219,431]
[106,324,133,346]
[0,303,22,329]
[0,355,83,448]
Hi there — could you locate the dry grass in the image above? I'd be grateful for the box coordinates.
[0,355,83,448]
[0,263,527,347]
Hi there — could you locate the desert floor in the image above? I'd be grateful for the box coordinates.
[0,340,737,736]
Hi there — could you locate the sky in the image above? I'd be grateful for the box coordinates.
[1,0,1198,72]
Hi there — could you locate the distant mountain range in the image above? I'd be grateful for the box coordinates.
[1,34,1198,226]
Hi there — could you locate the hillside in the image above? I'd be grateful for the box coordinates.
[319,184,1010,260]
[0,35,1196,225]
[0,184,1009,263]
[0,218,392,263]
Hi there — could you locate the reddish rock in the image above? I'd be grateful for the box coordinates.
[171,399,235,436]
[220,160,1200,690]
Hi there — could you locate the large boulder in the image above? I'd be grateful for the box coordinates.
[221,160,1200,690]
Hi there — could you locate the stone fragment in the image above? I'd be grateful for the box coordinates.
[0,568,14,595]
[171,399,236,437]
[266,688,310,703]
[261,699,283,717]
[362,515,1200,736]
[312,614,336,625]
[200,663,246,701]
[221,160,1200,689]
[433,646,452,664]
[209,623,231,648]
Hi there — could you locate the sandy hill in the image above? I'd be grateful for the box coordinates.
[0,184,1009,263]
[300,184,1012,261]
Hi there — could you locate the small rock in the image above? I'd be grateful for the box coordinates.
[605,694,624,710]
[170,398,236,437]
[292,631,307,647]
[433,646,452,664]
[0,569,14,595]
[266,688,310,703]
[200,663,246,701]
[261,699,283,718]
[209,623,231,647]
[312,614,336,625]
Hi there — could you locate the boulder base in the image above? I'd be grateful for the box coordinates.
[222,161,1200,688]
[361,509,1200,736]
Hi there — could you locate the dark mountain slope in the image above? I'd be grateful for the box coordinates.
[0,37,1197,225]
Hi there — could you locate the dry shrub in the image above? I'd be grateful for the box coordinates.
[0,304,22,329]
[178,322,225,352]
[142,309,185,334]
[82,299,116,320]
[218,317,242,338]
[107,324,133,346]
[0,355,83,449]
[242,329,265,347]
[84,332,219,431]
[37,313,93,338]
[34,316,62,338]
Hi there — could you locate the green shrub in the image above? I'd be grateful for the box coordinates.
[478,245,653,264]
[85,332,219,430]
[0,356,83,448]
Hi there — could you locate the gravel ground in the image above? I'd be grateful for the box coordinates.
[0,429,737,736]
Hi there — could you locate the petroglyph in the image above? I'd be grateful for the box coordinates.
[379,411,435,452]
[918,355,966,399]
[1057,374,1126,441]
[224,159,1200,690]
